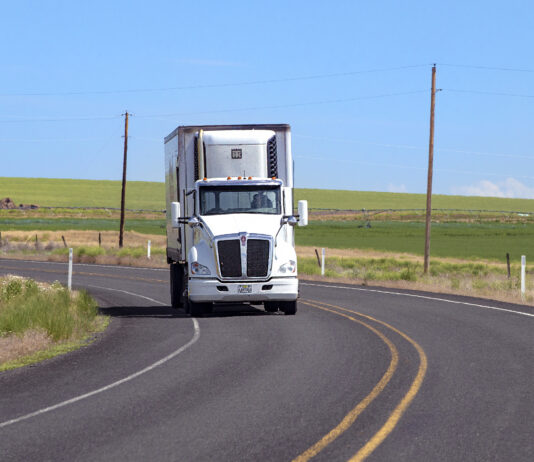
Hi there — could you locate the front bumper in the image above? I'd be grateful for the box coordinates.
[188,277,298,303]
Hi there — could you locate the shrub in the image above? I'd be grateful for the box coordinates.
[76,246,106,257]
[399,268,417,281]
[0,278,99,342]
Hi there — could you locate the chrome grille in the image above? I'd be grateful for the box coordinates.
[246,239,270,277]
[217,240,241,277]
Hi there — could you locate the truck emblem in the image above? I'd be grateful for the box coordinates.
[240,235,247,246]
[231,149,242,159]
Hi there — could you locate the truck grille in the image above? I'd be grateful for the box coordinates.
[217,240,241,278]
[216,237,271,279]
[246,239,270,277]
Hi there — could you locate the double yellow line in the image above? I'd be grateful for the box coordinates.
[295,299,428,462]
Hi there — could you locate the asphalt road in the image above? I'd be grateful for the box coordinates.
[0,258,533,461]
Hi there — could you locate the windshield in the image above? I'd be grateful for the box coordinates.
[200,185,281,215]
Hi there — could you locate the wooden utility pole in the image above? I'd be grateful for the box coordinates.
[119,111,129,248]
[423,65,437,274]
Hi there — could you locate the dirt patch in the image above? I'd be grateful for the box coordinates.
[0,197,38,210]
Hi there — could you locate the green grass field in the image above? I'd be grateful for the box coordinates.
[0,218,166,235]
[0,177,165,209]
[2,177,534,212]
[295,188,534,212]
[3,216,532,262]
[2,177,534,262]
[295,221,534,261]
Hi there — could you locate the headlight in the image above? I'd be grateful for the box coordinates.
[279,260,296,274]
[191,262,211,275]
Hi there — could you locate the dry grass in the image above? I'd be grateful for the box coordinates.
[1,230,166,249]
[0,276,108,371]
[295,245,511,269]
[301,273,533,306]
[0,328,52,364]
[0,230,168,268]
[2,240,532,307]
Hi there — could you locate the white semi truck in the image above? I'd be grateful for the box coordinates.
[164,124,308,316]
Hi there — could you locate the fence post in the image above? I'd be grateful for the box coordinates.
[314,249,321,268]
[147,240,151,259]
[506,253,511,279]
[68,248,73,291]
[521,255,526,299]
[321,248,325,276]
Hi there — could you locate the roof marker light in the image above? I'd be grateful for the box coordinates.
[227,176,231,180]
[272,176,277,180]
[238,176,242,180]
[248,176,252,180]
[203,177,207,181]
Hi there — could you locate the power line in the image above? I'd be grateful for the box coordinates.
[0,136,114,142]
[0,64,429,97]
[438,63,534,73]
[137,90,428,119]
[0,115,121,123]
[292,133,534,160]
[0,90,427,123]
[444,88,534,98]
[294,155,534,180]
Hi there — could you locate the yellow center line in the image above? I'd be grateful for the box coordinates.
[293,300,399,462]
[306,299,428,462]
[0,265,167,284]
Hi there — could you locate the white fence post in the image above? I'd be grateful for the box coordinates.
[68,248,73,291]
[321,248,325,276]
[147,240,151,259]
[521,255,526,299]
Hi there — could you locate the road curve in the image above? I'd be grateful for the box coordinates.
[0,259,533,461]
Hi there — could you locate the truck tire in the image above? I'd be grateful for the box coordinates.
[280,300,297,315]
[264,301,279,313]
[170,263,184,308]
[187,300,212,317]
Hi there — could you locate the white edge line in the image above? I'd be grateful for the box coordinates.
[0,285,199,429]
[300,282,534,318]
[0,258,168,271]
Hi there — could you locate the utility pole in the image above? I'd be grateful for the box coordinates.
[119,111,129,248]
[423,65,437,274]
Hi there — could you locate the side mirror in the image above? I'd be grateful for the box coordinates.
[298,200,308,227]
[171,202,180,228]
[188,216,201,228]
[287,216,298,227]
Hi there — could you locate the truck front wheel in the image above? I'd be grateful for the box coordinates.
[264,301,279,313]
[187,300,213,317]
[170,263,184,308]
[280,300,297,316]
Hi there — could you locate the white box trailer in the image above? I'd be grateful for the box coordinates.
[164,124,308,316]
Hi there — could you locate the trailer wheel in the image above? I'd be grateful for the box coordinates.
[170,263,184,308]
[280,300,297,316]
[264,302,279,313]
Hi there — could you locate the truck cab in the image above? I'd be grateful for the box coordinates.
[165,125,307,316]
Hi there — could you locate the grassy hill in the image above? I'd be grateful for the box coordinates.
[0,178,165,210]
[295,188,534,212]
[2,177,534,212]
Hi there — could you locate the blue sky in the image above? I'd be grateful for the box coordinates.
[1,0,533,197]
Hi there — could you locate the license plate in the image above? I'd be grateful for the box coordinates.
[238,284,252,294]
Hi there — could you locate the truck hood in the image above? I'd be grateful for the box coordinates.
[201,214,282,238]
